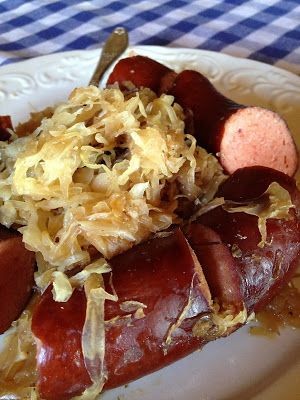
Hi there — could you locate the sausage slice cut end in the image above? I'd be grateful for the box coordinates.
[220,107,298,176]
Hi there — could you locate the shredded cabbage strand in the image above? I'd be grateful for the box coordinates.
[81,272,117,400]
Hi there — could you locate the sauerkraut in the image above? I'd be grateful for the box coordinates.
[0,85,225,279]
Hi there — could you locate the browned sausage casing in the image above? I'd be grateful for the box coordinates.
[107,55,171,93]
[0,225,35,333]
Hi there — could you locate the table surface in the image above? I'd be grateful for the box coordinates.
[0,0,299,75]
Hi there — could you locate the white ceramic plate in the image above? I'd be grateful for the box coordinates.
[0,47,300,400]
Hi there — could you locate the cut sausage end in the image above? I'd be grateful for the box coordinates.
[220,107,298,176]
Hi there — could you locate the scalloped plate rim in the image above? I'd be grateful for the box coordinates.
[0,46,299,81]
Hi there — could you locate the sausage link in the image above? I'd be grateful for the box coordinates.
[167,70,298,176]
[32,229,212,400]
